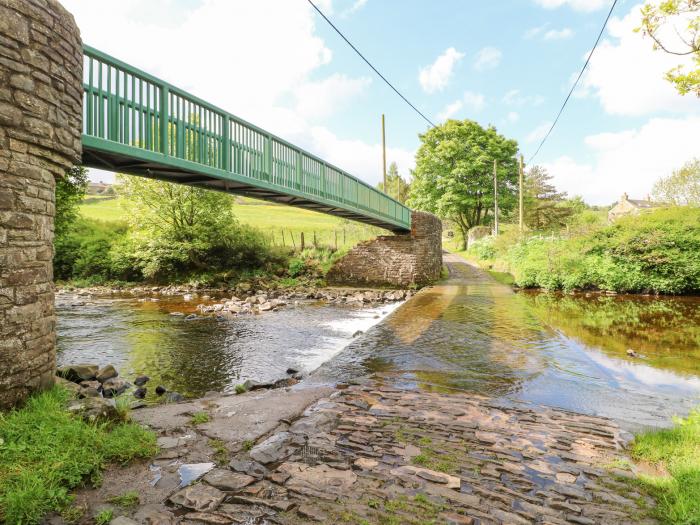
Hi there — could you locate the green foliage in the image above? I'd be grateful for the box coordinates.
[480,207,700,294]
[190,412,210,425]
[0,387,157,525]
[94,509,113,525]
[652,158,700,206]
[106,491,140,508]
[637,1,700,96]
[524,165,572,230]
[242,440,254,452]
[631,408,700,524]
[55,166,89,239]
[377,162,411,203]
[408,119,519,249]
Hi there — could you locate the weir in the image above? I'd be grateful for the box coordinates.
[0,0,441,408]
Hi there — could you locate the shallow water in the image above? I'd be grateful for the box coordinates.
[56,293,401,399]
[314,255,700,431]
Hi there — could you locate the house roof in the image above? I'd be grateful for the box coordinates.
[627,199,660,208]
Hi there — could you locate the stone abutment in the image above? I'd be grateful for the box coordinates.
[326,211,442,288]
[0,0,82,408]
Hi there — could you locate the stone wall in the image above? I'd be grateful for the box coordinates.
[0,0,82,408]
[326,211,442,288]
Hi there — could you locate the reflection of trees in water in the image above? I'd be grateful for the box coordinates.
[519,292,700,377]
[123,303,236,397]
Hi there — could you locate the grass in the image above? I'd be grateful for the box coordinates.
[208,439,229,467]
[0,387,157,525]
[190,411,210,425]
[242,440,254,452]
[79,195,381,250]
[106,490,140,508]
[630,408,700,524]
[94,509,113,525]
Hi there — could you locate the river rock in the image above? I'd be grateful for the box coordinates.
[79,386,101,398]
[80,380,101,389]
[155,385,167,395]
[133,504,178,525]
[133,387,147,399]
[67,397,119,422]
[134,375,150,386]
[164,391,185,403]
[286,367,299,375]
[229,459,268,479]
[249,431,303,464]
[169,483,225,511]
[202,468,256,491]
[109,517,138,525]
[102,377,130,398]
[57,364,99,383]
[55,376,81,396]
[96,364,118,383]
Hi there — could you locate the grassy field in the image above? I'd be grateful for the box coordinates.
[79,196,382,249]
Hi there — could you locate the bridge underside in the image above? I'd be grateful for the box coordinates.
[83,142,409,232]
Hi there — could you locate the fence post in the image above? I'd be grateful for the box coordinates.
[300,232,305,251]
[222,115,230,171]
[160,85,169,155]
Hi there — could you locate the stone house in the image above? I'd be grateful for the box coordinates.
[608,193,664,222]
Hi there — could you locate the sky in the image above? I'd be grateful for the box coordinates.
[64,0,699,205]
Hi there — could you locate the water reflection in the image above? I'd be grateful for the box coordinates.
[315,255,700,430]
[56,295,401,399]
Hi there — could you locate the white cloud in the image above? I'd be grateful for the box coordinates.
[526,121,553,143]
[534,0,607,11]
[340,0,368,18]
[437,91,486,121]
[544,28,574,40]
[507,111,520,123]
[463,91,486,112]
[437,100,464,121]
[542,116,700,204]
[61,0,413,188]
[581,3,698,115]
[525,25,546,39]
[295,74,372,120]
[419,47,465,93]
[473,47,502,71]
[503,89,545,107]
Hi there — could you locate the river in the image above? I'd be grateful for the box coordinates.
[57,254,700,431]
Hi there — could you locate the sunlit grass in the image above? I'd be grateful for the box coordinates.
[631,409,700,524]
[0,387,157,525]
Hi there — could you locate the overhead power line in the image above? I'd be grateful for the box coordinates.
[307,0,436,128]
[528,0,619,164]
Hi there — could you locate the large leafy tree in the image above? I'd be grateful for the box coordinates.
[652,157,700,205]
[377,162,411,204]
[55,166,88,238]
[637,0,700,96]
[408,119,519,249]
[524,166,572,230]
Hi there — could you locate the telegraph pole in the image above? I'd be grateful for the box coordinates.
[519,154,524,232]
[381,114,387,192]
[493,159,499,236]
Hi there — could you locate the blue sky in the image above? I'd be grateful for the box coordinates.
[66,0,699,205]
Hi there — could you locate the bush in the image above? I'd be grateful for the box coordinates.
[505,208,700,294]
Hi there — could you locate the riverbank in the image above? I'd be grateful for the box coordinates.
[56,378,658,525]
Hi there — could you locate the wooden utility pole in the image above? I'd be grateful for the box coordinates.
[493,159,499,236]
[381,114,387,191]
[519,154,524,232]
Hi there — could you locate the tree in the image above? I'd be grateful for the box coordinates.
[377,162,410,203]
[55,166,88,238]
[637,0,700,96]
[115,175,263,279]
[652,157,700,205]
[407,119,519,249]
[523,166,572,230]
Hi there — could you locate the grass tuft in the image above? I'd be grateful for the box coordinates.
[0,387,157,525]
[190,412,210,425]
[631,408,700,524]
[106,490,140,508]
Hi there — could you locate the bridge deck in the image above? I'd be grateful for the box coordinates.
[81,46,411,232]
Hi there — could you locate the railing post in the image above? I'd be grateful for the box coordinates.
[265,134,272,183]
[321,163,326,197]
[160,85,169,155]
[295,151,302,191]
[222,115,230,171]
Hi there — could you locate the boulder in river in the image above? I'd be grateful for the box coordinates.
[134,375,150,386]
[102,377,130,398]
[164,392,185,403]
[155,385,167,395]
[133,387,147,399]
[96,364,118,383]
[57,364,99,383]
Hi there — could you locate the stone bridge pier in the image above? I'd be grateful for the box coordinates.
[0,0,82,408]
[327,211,443,288]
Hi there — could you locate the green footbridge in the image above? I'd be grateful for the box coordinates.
[81,46,411,232]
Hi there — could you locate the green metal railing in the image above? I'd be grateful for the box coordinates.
[81,45,411,231]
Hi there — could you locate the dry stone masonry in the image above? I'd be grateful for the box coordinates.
[0,0,82,408]
[327,210,443,287]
